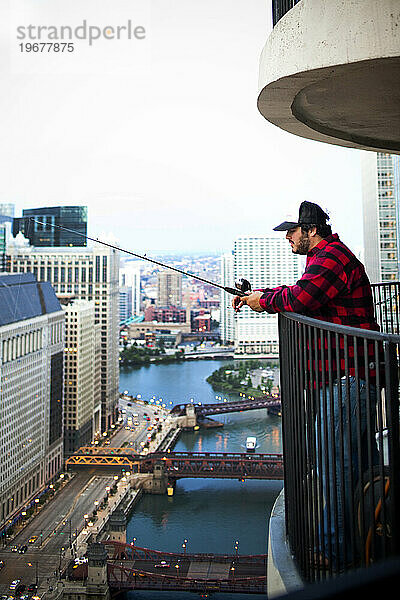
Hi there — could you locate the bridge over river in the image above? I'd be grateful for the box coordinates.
[66,450,284,480]
[171,395,281,416]
[69,541,267,594]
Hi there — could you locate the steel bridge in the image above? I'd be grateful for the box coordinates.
[68,541,267,594]
[66,450,284,480]
[140,451,283,480]
[170,395,281,416]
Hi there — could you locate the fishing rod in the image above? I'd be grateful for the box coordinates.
[29,219,251,297]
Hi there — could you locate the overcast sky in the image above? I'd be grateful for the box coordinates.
[1,0,365,256]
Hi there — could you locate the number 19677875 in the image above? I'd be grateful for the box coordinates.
[19,43,75,52]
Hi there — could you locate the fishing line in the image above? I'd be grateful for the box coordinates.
[29,219,249,297]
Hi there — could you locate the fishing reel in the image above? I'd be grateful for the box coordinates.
[224,277,252,297]
[235,278,251,294]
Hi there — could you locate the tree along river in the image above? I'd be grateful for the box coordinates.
[119,359,283,600]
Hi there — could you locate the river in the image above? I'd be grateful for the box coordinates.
[119,359,283,600]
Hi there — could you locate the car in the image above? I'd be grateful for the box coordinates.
[9,581,20,591]
[27,585,37,594]
[18,545,28,553]
[154,561,170,568]
[11,546,18,552]
[28,535,38,544]
[19,595,29,600]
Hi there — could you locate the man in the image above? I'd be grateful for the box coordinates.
[232,201,380,570]
[232,200,378,332]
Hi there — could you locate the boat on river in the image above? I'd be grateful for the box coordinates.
[246,436,257,452]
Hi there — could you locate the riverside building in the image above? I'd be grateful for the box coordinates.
[62,300,101,454]
[0,273,64,535]
[7,239,119,432]
[221,236,302,355]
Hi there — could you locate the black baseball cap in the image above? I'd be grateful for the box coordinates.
[273,201,330,231]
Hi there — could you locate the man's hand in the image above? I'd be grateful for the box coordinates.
[232,291,264,313]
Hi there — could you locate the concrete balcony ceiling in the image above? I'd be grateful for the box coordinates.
[258,0,400,153]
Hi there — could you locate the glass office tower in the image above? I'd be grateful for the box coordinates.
[13,206,87,247]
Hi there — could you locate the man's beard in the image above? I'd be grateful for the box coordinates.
[292,231,311,255]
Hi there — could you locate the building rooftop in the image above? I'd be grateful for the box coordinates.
[0,273,62,326]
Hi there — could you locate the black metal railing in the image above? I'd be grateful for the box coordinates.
[272,0,302,26]
[372,281,400,335]
[278,290,400,581]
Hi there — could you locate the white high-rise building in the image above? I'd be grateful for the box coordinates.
[63,300,101,454]
[120,263,141,318]
[7,241,120,432]
[220,253,235,344]
[0,273,64,535]
[362,152,400,283]
[228,235,303,355]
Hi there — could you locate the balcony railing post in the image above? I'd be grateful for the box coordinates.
[272,1,302,27]
[384,340,400,557]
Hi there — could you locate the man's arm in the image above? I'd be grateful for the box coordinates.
[233,253,348,314]
[260,255,348,313]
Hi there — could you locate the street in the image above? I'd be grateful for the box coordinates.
[0,398,169,596]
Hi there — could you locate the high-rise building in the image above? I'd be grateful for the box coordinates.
[119,263,141,318]
[119,286,133,322]
[13,206,88,247]
[0,225,6,272]
[0,206,15,272]
[157,271,182,306]
[220,253,235,344]
[0,204,15,218]
[7,240,119,432]
[63,300,101,454]
[0,273,64,535]
[362,152,400,283]
[224,236,303,355]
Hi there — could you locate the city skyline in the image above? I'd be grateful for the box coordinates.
[2,0,365,256]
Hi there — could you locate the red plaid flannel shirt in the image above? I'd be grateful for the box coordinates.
[258,234,380,381]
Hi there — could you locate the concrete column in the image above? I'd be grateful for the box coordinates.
[151,462,168,494]
[183,404,197,428]
[86,543,110,600]
[107,509,126,544]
